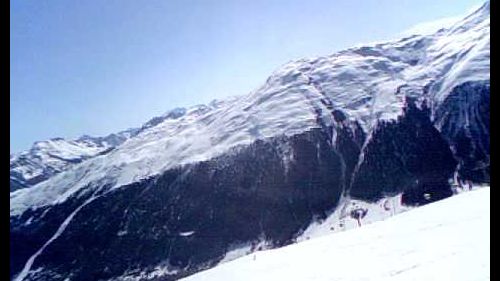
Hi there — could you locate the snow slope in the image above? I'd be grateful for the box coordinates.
[182,187,490,281]
[10,2,489,216]
[297,194,412,241]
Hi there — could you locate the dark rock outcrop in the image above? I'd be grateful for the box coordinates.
[434,81,490,183]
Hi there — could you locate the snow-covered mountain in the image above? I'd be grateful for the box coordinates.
[182,187,490,281]
[10,129,139,192]
[10,2,489,281]
[10,106,197,192]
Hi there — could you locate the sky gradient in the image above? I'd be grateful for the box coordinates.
[11,0,483,152]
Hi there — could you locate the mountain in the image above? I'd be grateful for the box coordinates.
[181,187,490,281]
[10,129,139,192]
[10,2,489,281]
[10,106,193,193]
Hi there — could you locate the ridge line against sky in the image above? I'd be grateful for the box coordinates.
[10,0,483,153]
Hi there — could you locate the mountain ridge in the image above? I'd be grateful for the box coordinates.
[11,3,489,281]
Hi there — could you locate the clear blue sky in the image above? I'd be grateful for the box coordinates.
[10,0,483,152]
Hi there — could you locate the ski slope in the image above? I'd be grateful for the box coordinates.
[182,187,490,281]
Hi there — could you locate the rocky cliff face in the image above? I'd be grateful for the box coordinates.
[435,81,490,183]
[11,2,490,281]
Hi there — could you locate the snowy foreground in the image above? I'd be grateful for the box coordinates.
[183,187,490,281]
